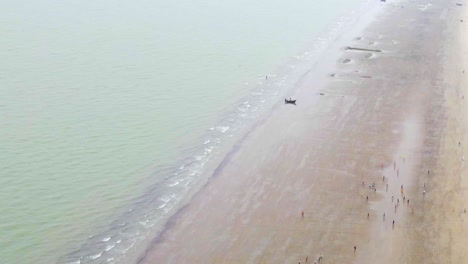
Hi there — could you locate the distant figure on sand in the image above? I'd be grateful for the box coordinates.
[302,211,304,219]
[354,246,356,253]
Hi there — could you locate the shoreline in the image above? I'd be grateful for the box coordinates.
[137,0,468,263]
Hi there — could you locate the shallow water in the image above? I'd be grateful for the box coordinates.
[0,0,365,263]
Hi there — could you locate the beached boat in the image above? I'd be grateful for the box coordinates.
[285,98,296,104]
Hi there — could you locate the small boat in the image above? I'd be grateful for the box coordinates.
[285,98,296,104]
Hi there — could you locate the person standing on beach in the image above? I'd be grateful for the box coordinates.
[354,246,356,253]
[302,211,304,219]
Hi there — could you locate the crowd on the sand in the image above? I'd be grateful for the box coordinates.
[297,147,467,264]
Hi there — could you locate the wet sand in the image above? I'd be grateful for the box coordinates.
[137,0,468,263]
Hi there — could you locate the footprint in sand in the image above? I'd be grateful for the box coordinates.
[330,73,336,77]
[364,53,373,59]
[355,37,362,40]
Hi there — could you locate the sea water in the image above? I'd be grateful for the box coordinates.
[0,0,368,263]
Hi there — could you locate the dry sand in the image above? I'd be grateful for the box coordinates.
[137,0,468,263]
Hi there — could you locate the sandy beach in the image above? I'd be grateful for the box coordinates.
[136,0,468,263]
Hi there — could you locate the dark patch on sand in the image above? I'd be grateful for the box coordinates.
[361,76,372,78]
[346,46,382,52]
[342,58,352,64]
[330,73,336,77]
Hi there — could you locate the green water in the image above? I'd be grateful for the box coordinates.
[0,0,363,263]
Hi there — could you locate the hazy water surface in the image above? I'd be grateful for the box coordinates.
[0,0,365,263]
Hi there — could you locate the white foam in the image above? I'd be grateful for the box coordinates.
[204,147,213,153]
[105,244,116,251]
[101,237,111,242]
[168,180,179,187]
[159,195,172,203]
[89,252,102,259]
[215,126,230,133]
